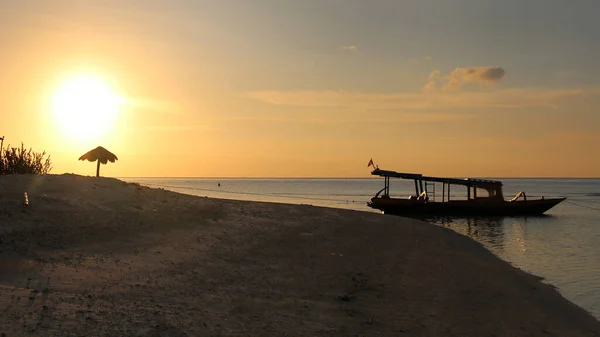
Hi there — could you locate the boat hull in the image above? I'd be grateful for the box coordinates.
[367,197,566,216]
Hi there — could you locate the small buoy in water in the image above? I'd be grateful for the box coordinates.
[23,192,29,206]
[218,182,221,187]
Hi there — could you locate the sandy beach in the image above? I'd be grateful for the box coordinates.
[0,174,599,336]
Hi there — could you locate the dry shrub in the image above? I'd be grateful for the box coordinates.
[0,142,52,174]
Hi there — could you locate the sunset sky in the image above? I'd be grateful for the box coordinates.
[1,0,599,178]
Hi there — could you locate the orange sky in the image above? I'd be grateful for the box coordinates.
[1,1,599,178]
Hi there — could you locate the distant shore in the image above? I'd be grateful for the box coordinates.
[1,174,599,336]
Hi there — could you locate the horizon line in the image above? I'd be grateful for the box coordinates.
[115,176,600,180]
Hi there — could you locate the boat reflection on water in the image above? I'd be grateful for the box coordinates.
[407,215,551,258]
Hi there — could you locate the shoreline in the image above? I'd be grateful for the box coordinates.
[1,174,599,336]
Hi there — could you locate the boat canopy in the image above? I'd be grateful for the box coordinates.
[371,168,503,187]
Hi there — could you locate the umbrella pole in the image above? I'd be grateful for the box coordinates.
[96,159,100,177]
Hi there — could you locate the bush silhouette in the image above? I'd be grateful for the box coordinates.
[0,143,52,174]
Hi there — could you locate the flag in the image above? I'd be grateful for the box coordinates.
[367,158,374,168]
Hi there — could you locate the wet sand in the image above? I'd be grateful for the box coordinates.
[1,174,599,336]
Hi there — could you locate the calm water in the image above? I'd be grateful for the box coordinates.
[123,177,600,319]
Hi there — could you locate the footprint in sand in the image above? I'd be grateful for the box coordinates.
[75,309,94,322]
[36,305,52,329]
[41,287,50,306]
[27,289,39,307]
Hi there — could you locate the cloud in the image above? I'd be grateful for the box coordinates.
[244,87,591,111]
[423,80,438,93]
[427,70,441,81]
[139,125,215,131]
[405,55,434,67]
[129,124,218,134]
[125,97,180,114]
[226,112,471,125]
[447,66,506,90]
[342,45,358,52]
[426,66,506,92]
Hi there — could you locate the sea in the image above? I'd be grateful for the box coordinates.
[122,177,600,319]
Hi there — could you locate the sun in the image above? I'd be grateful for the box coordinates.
[51,74,124,141]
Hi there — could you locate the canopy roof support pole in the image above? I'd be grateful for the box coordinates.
[442,183,445,202]
[385,176,390,196]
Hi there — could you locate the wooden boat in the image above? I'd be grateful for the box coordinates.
[367,168,566,216]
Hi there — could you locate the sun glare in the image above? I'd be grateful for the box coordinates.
[51,75,124,141]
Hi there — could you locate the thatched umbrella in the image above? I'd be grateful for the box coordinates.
[78,146,118,177]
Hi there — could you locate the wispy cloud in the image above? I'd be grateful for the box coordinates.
[405,55,434,67]
[245,87,590,111]
[426,66,506,92]
[226,112,472,125]
[342,45,358,52]
[130,124,218,133]
[369,112,472,123]
[125,97,181,115]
